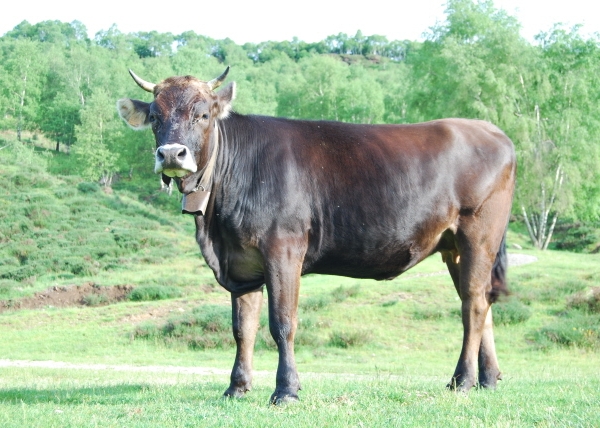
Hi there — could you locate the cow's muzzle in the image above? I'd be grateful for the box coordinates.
[154,143,198,177]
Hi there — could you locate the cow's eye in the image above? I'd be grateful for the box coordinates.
[193,113,209,124]
[149,114,156,123]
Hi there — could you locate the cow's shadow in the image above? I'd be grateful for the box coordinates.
[0,383,224,405]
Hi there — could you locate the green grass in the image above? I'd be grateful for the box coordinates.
[0,365,598,427]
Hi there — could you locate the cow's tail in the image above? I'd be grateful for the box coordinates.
[490,230,509,303]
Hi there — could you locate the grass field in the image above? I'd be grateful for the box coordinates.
[1,249,599,427]
[1,139,599,426]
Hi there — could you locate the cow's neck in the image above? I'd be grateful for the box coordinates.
[181,123,219,215]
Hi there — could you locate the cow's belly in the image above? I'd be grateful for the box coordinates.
[306,242,426,280]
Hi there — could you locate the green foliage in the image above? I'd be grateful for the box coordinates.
[0,143,191,296]
[300,284,360,312]
[300,295,332,312]
[412,307,448,320]
[492,297,532,325]
[550,222,600,253]
[328,329,370,348]
[567,287,600,314]
[330,284,360,302]
[82,293,109,306]
[76,181,100,193]
[531,312,600,350]
[0,10,599,231]
[72,88,121,184]
[133,305,235,350]
[127,285,182,302]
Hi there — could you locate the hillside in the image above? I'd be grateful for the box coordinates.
[0,140,213,303]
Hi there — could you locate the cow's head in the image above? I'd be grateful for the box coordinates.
[117,68,235,193]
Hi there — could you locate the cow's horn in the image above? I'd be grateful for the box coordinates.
[128,69,156,93]
[207,66,230,90]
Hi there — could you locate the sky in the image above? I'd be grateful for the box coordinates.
[1,0,598,44]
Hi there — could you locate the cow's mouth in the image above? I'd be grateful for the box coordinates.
[161,168,193,178]
[178,171,203,194]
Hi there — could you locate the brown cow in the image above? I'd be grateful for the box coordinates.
[117,67,516,403]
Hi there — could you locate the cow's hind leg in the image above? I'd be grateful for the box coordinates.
[445,255,501,389]
[448,206,507,391]
[477,306,501,388]
[224,288,263,398]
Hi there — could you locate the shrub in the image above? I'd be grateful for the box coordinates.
[300,285,361,312]
[536,279,589,304]
[127,285,182,302]
[328,330,370,348]
[300,295,332,312]
[531,313,600,350]
[0,279,19,296]
[493,297,532,325]
[331,284,360,302]
[412,307,446,320]
[551,222,600,253]
[567,287,600,314]
[133,305,235,350]
[77,182,100,193]
[82,293,109,306]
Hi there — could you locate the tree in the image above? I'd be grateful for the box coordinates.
[406,0,529,125]
[517,26,600,247]
[73,89,121,185]
[0,38,46,141]
[277,55,349,120]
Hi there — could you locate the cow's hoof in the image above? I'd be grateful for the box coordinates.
[270,391,299,405]
[446,377,476,392]
[223,386,248,399]
[478,371,502,390]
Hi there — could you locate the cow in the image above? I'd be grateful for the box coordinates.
[117,67,516,404]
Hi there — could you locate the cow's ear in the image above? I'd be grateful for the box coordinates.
[117,98,151,130]
[216,82,236,119]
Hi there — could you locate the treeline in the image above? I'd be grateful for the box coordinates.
[1,0,599,249]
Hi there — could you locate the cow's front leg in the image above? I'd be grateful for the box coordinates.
[224,288,263,398]
[263,244,304,404]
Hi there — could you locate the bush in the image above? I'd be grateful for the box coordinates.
[412,307,446,320]
[0,279,20,297]
[331,284,360,302]
[551,222,600,253]
[328,330,370,348]
[82,293,109,306]
[300,295,331,312]
[127,285,182,302]
[300,285,361,312]
[77,182,100,193]
[567,287,600,314]
[531,313,600,350]
[493,297,532,325]
[133,305,235,350]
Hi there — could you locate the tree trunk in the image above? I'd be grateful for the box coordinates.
[521,164,564,250]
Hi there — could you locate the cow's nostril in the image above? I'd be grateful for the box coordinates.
[177,147,187,159]
[156,148,165,161]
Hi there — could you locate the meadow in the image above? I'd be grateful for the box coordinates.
[1,141,599,427]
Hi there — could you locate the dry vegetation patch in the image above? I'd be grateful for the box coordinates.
[0,283,134,312]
